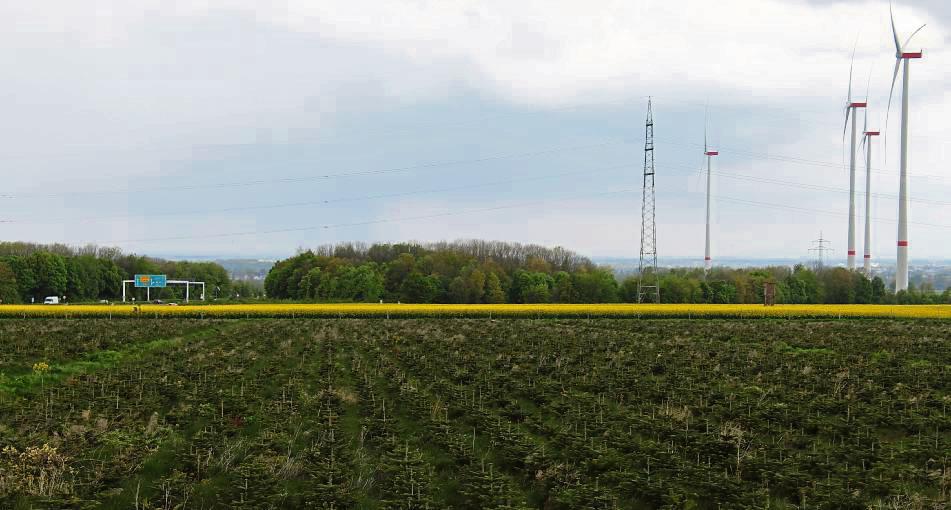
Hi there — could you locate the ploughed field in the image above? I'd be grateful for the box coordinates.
[0,319,948,509]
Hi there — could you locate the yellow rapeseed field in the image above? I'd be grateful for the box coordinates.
[0,303,948,319]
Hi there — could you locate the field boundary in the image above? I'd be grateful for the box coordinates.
[0,303,948,319]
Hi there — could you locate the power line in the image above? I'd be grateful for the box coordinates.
[658,160,951,207]
[650,94,949,144]
[112,188,640,244]
[2,131,947,202]
[705,193,951,229]
[655,138,950,181]
[0,162,637,225]
[3,158,947,227]
[46,184,951,249]
[0,138,631,199]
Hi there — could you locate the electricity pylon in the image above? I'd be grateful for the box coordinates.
[638,98,660,303]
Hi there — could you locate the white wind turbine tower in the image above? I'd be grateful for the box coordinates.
[886,4,925,292]
[703,121,718,273]
[843,49,866,271]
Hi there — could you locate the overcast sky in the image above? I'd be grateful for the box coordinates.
[1,0,949,262]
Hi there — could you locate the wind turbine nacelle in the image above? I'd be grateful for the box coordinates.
[704,151,719,156]
[900,51,923,59]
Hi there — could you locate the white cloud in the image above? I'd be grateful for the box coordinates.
[260,0,948,105]
[0,0,948,259]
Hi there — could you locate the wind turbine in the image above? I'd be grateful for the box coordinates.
[703,120,717,273]
[886,3,925,292]
[843,49,866,271]
[861,110,880,277]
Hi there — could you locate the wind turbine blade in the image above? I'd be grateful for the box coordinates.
[703,105,708,153]
[885,58,900,131]
[843,106,851,142]
[702,114,707,177]
[904,24,926,48]
[842,49,856,142]
[847,48,855,104]
[890,2,902,53]
[861,110,868,149]
[884,58,901,164]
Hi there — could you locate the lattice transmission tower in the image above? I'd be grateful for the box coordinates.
[809,231,834,272]
[638,98,660,303]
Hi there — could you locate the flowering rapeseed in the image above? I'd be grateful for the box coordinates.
[0,303,947,319]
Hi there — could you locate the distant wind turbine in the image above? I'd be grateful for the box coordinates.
[886,3,925,292]
[843,47,866,271]
[703,119,717,273]
[861,110,879,277]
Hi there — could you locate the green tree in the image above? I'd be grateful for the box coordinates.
[400,271,440,303]
[299,267,322,300]
[448,276,467,303]
[7,256,36,300]
[785,265,821,304]
[701,281,737,304]
[385,253,417,297]
[0,261,20,303]
[448,266,486,303]
[483,272,506,303]
[25,252,68,299]
[660,274,701,303]
[466,268,486,303]
[917,282,937,304]
[67,255,102,301]
[853,273,873,304]
[895,288,912,304]
[571,269,619,303]
[115,255,160,279]
[619,276,639,302]
[264,259,292,298]
[870,276,887,304]
[552,271,573,303]
[98,259,122,299]
[511,270,553,303]
[521,283,551,303]
[821,268,855,304]
[336,264,385,302]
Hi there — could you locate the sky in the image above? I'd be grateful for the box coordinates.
[1,0,949,262]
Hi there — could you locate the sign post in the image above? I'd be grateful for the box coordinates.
[122,276,205,303]
[134,274,167,302]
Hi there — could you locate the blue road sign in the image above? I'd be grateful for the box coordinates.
[134,274,167,288]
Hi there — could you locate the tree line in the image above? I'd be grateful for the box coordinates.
[264,240,618,303]
[628,265,950,305]
[265,241,951,304]
[0,242,231,303]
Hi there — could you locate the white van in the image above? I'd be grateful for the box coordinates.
[43,296,60,305]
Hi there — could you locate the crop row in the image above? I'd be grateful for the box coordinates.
[0,318,947,508]
[347,319,949,507]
